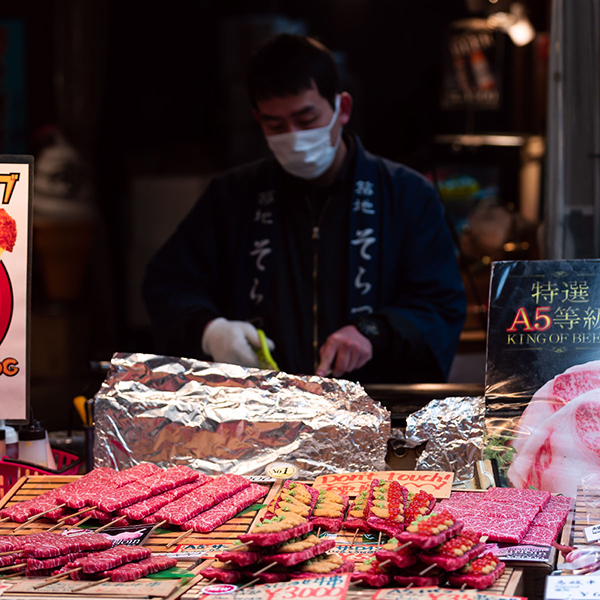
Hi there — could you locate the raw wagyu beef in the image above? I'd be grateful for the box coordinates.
[80,545,152,573]
[182,483,268,533]
[118,480,203,521]
[508,360,600,496]
[23,532,112,559]
[152,474,250,525]
[100,555,178,582]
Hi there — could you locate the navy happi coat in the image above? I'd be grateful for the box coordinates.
[142,134,466,383]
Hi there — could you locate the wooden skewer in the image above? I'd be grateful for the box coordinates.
[70,577,111,592]
[167,529,193,549]
[202,577,216,585]
[13,504,67,532]
[66,515,92,530]
[0,517,11,523]
[406,582,414,589]
[418,563,436,576]
[0,562,25,573]
[351,529,359,545]
[238,577,260,590]
[46,521,65,533]
[317,527,322,537]
[148,519,168,537]
[378,559,392,568]
[32,568,80,590]
[0,550,19,557]
[377,531,382,545]
[226,542,250,552]
[2,570,25,579]
[396,541,412,551]
[57,505,98,523]
[252,562,276,576]
[461,583,467,591]
[95,515,128,533]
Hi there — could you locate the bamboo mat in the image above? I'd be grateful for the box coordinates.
[564,485,600,548]
[0,476,523,598]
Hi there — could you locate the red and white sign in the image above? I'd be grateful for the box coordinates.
[313,471,454,498]
[0,156,32,419]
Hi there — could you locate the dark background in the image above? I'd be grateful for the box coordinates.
[1,0,551,431]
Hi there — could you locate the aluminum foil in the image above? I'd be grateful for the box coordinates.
[93,353,390,478]
[405,396,485,483]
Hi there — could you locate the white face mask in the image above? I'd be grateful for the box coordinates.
[266,95,342,180]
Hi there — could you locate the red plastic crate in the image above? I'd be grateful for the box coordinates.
[0,448,83,497]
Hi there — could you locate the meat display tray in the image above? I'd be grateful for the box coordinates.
[0,475,524,599]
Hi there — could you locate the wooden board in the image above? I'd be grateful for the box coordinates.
[0,476,524,599]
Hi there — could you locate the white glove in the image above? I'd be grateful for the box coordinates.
[201,317,274,368]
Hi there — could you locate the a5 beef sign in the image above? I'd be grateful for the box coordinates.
[486,259,600,497]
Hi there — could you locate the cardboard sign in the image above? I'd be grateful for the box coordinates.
[313,471,454,498]
[0,156,32,420]
[545,575,600,599]
[198,573,351,600]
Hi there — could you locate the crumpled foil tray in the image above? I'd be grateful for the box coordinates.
[405,396,485,483]
[93,353,390,478]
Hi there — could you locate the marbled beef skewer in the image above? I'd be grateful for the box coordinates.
[23,532,112,559]
[117,480,205,522]
[99,554,177,582]
[151,474,251,526]
[181,483,268,534]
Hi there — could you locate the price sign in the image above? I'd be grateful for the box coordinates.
[546,575,600,599]
[198,573,351,600]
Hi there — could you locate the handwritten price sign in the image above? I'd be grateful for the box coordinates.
[313,471,454,498]
[199,573,351,600]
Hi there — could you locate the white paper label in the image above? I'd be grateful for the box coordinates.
[584,524,600,543]
[546,575,600,599]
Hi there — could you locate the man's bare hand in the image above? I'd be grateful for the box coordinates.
[316,325,373,378]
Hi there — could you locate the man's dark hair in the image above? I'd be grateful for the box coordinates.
[247,34,339,110]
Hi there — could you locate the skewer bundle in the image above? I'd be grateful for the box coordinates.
[0,464,268,537]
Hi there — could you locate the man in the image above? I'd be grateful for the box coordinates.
[142,34,466,383]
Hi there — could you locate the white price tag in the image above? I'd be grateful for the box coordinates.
[584,524,600,543]
[546,575,600,599]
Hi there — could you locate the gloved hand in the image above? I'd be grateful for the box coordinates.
[201,317,275,368]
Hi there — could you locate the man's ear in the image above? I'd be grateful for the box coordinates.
[339,92,353,126]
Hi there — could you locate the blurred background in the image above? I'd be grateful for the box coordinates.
[0,0,562,429]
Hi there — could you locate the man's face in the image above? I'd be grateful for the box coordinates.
[253,83,349,146]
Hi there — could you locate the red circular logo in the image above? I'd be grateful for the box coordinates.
[201,584,238,595]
